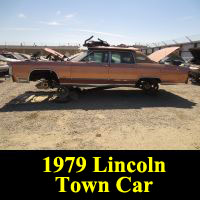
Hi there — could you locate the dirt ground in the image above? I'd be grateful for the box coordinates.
[0,77,199,150]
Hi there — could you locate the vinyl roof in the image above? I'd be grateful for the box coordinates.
[88,46,139,51]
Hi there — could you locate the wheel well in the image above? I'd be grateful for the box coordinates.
[29,70,59,83]
[137,78,161,84]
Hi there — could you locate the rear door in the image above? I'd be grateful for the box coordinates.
[109,51,139,83]
[71,51,109,84]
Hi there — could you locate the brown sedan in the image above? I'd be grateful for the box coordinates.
[9,46,189,95]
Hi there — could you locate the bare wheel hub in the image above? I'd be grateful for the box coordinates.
[36,79,49,90]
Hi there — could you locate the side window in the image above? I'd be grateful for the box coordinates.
[111,53,121,63]
[111,52,135,64]
[82,51,109,63]
[136,56,146,61]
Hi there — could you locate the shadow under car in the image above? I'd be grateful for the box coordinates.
[0,88,196,112]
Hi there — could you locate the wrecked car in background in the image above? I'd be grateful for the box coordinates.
[0,54,21,76]
[9,37,189,100]
[30,48,68,61]
[186,48,200,84]
[147,46,200,84]
[44,48,67,61]
[0,61,9,75]
[148,47,185,66]
[1,51,27,61]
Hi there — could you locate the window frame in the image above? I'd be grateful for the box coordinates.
[110,51,136,65]
[80,50,109,64]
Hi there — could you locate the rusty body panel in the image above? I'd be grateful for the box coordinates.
[10,46,189,89]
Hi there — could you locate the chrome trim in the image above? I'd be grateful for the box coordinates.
[60,83,136,87]
[16,78,29,83]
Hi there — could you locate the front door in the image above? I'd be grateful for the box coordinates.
[71,51,109,84]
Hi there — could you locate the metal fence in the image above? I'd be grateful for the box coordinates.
[0,42,81,47]
[1,34,200,60]
[140,34,200,60]
[138,34,200,48]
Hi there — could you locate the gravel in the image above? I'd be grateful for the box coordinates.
[0,78,200,150]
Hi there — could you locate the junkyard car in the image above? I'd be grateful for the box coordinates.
[0,54,21,75]
[148,47,185,66]
[1,52,26,61]
[9,44,189,97]
[187,48,200,84]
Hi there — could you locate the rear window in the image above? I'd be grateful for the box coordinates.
[111,52,135,64]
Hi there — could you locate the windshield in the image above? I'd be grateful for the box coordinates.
[69,52,88,62]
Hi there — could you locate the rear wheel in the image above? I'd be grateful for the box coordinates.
[56,86,81,102]
[141,80,159,94]
[56,86,71,102]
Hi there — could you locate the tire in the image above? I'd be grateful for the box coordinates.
[56,86,81,102]
[141,80,159,94]
[56,86,70,103]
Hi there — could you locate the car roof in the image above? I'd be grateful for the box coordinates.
[88,46,139,51]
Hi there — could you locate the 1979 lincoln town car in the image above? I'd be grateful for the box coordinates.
[9,43,189,98]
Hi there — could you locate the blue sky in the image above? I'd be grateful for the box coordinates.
[0,0,200,45]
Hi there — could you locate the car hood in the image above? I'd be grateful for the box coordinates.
[148,47,180,63]
[44,48,64,59]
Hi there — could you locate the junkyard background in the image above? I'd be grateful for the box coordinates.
[0,34,200,150]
